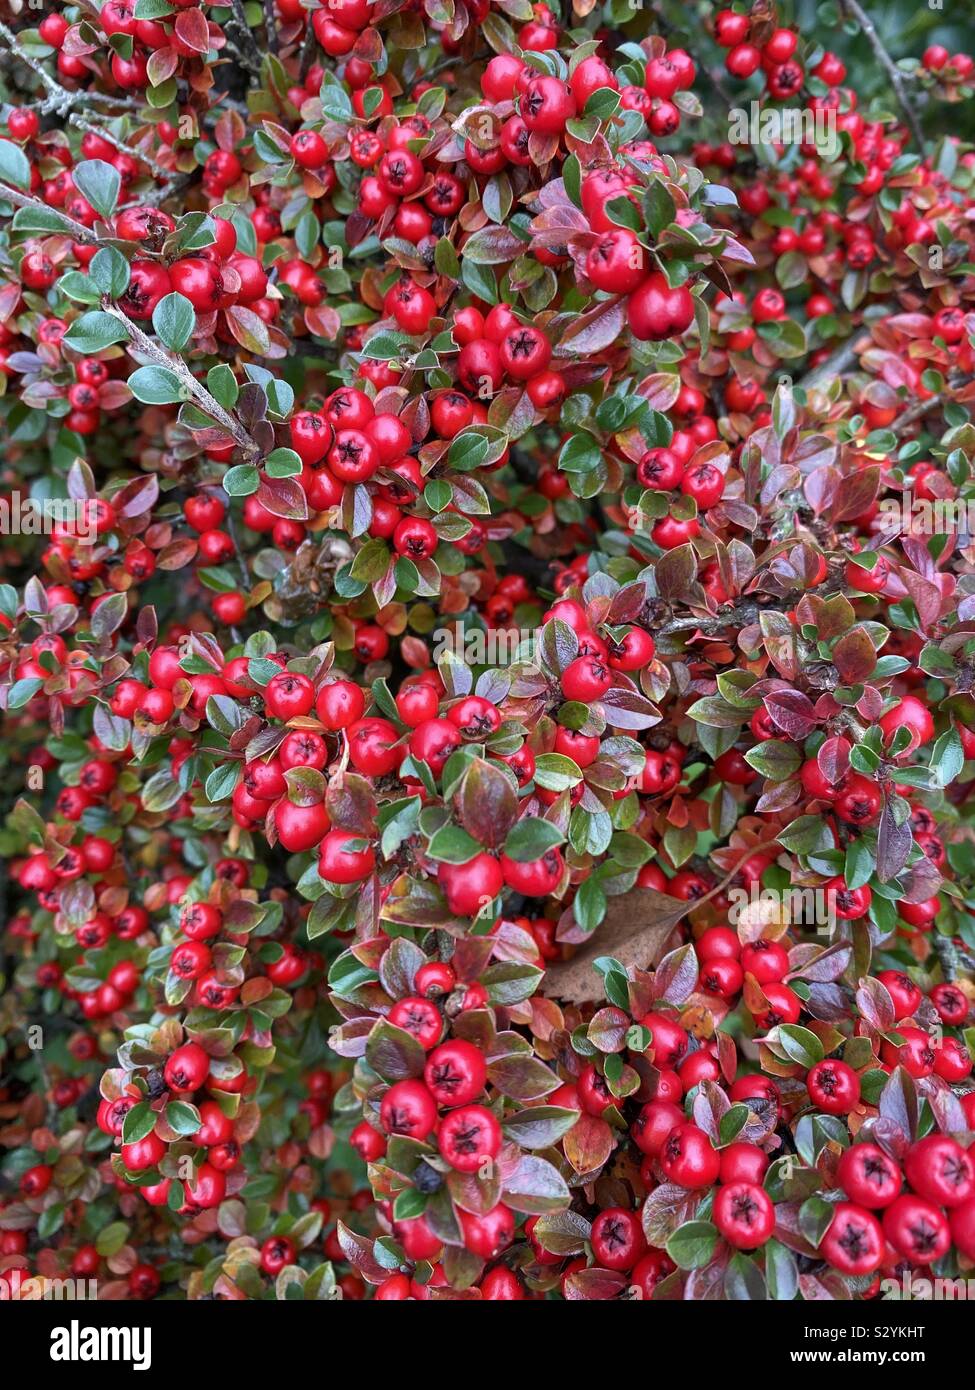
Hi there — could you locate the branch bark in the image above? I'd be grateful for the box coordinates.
[0,18,61,102]
[0,21,136,115]
[68,113,172,182]
[797,337,862,393]
[227,0,264,75]
[795,302,892,397]
[102,302,263,460]
[263,0,280,53]
[0,181,99,243]
[893,375,973,431]
[840,0,925,151]
[658,600,760,639]
[298,21,316,82]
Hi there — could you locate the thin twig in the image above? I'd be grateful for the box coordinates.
[264,0,280,53]
[0,19,60,100]
[68,113,171,181]
[0,181,99,242]
[224,500,252,592]
[892,375,973,431]
[140,171,194,208]
[798,338,861,392]
[840,0,925,151]
[0,20,140,115]
[298,20,316,82]
[102,301,263,459]
[932,934,959,982]
[658,600,760,638]
[227,0,264,75]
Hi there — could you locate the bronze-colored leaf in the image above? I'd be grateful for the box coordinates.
[456,756,518,850]
[542,888,687,1004]
[543,839,782,1004]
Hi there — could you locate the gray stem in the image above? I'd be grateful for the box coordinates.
[102,302,262,460]
[840,0,925,151]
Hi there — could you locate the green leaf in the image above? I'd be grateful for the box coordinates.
[558,432,602,474]
[223,464,260,497]
[448,431,489,472]
[584,86,622,120]
[574,875,606,932]
[89,246,130,298]
[62,311,128,354]
[502,1107,580,1149]
[426,823,482,864]
[0,138,31,190]
[37,1204,64,1240]
[121,1101,156,1145]
[72,159,121,218]
[798,1194,836,1248]
[13,206,77,235]
[777,1024,825,1069]
[930,727,964,789]
[392,1188,427,1221]
[644,179,676,237]
[264,447,303,478]
[207,362,239,408]
[205,761,241,802]
[503,817,565,861]
[58,271,101,305]
[764,1238,798,1301]
[206,694,245,736]
[424,480,451,512]
[153,292,196,351]
[777,815,834,855]
[7,677,42,708]
[461,256,498,303]
[127,365,184,404]
[165,1100,201,1135]
[361,331,409,361]
[744,739,801,782]
[724,1251,767,1300]
[461,223,522,265]
[666,1220,718,1270]
[349,537,390,583]
[534,753,583,791]
[95,1221,131,1257]
[434,236,460,279]
[718,1103,750,1146]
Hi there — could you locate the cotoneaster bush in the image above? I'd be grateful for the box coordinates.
[0,0,974,1303]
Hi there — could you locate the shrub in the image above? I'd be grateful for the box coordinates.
[1,0,974,1304]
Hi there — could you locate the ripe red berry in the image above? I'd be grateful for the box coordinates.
[659,1123,720,1188]
[806,1059,861,1115]
[714,1182,775,1249]
[437,1104,501,1172]
[379,1079,437,1139]
[591,1207,646,1270]
[882,1194,951,1265]
[627,272,695,342]
[424,1039,487,1107]
[164,1042,210,1092]
[821,1203,884,1275]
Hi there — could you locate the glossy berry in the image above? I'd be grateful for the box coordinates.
[713,1182,775,1249]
